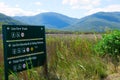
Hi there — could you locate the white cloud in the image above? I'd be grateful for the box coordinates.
[72,5,93,10]
[62,0,101,9]
[0,2,46,16]
[62,0,68,4]
[15,4,19,7]
[86,4,120,15]
[34,2,42,6]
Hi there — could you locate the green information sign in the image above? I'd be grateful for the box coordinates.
[2,25,46,80]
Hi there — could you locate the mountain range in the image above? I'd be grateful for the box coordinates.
[0,13,23,25]
[13,12,79,29]
[0,12,120,32]
[65,12,120,32]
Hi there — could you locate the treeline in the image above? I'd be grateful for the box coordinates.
[46,29,103,34]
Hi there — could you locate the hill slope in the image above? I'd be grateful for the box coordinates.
[0,13,23,25]
[65,12,120,32]
[1,12,120,32]
[13,12,79,29]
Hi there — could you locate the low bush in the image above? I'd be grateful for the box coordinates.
[95,30,120,56]
[95,30,120,71]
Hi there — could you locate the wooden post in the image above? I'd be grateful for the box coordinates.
[43,58,49,80]
[42,26,49,80]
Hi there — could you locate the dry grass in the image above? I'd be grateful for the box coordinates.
[0,34,119,80]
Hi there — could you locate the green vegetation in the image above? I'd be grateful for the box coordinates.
[46,29,74,34]
[95,30,120,71]
[13,12,78,29]
[95,30,120,56]
[0,12,120,79]
[0,32,120,80]
[66,12,120,32]
[47,36,107,80]
[13,12,120,32]
[46,29,102,34]
[0,13,24,25]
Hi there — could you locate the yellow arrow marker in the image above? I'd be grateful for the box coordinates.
[31,47,34,51]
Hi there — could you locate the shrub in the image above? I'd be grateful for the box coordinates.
[96,30,120,56]
[95,30,120,71]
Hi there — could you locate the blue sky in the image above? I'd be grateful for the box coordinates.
[0,0,120,18]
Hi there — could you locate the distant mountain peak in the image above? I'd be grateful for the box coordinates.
[65,12,120,32]
[13,12,79,29]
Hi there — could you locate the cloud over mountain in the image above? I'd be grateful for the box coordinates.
[62,0,101,9]
[0,2,46,16]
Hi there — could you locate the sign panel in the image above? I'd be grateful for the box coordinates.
[2,25,46,79]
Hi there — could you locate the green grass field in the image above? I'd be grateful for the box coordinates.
[0,34,119,80]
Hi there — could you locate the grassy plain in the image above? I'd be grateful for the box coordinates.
[0,34,119,80]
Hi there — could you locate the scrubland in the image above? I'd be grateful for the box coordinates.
[0,34,119,80]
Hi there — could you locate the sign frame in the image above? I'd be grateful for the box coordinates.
[2,25,47,80]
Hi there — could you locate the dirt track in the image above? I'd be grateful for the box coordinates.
[105,73,120,80]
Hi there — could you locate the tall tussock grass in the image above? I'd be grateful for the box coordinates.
[0,35,108,80]
[47,35,107,80]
